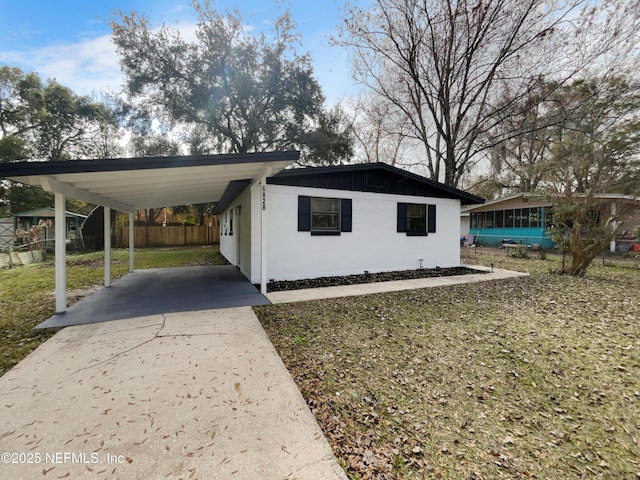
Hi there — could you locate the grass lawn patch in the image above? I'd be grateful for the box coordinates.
[0,246,227,376]
[256,249,640,479]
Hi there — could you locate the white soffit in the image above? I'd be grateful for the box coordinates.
[2,152,298,213]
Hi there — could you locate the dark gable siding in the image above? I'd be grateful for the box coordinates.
[268,169,454,199]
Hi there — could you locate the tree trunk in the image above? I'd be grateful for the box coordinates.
[567,221,615,276]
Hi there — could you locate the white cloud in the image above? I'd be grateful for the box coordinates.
[0,21,199,97]
[0,34,124,96]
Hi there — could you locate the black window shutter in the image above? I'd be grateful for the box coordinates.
[397,203,407,232]
[427,204,436,233]
[298,196,311,231]
[341,198,352,232]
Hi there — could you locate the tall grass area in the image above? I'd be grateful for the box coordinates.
[0,247,227,376]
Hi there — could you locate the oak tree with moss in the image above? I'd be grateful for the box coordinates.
[110,2,352,164]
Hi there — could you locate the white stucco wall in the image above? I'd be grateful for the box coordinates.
[264,184,461,282]
[219,186,253,280]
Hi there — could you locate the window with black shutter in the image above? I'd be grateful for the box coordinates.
[298,196,352,235]
[398,202,436,235]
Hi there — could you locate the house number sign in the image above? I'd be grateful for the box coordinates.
[262,185,266,211]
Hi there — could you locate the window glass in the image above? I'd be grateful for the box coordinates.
[521,208,530,228]
[495,210,504,228]
[311,197,340,231]
[471,212,477,229]
[485,211,494,228]
[505,209,513,228]
[406,204,426,233]
[530,208,540,228]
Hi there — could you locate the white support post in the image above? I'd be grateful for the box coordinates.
[260,177,268,294]
[54,193,67,313]
[610,202,617,253]
[104,207,111,287]
[129,212,135,272]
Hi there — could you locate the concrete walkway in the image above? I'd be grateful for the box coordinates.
[0,308,347,480]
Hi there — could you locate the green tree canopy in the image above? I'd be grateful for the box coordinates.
[0,66,119,162]
[110,2,352,164]
[0,66,119,213]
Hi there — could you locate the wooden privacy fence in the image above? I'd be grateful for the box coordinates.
[114,225,220,248]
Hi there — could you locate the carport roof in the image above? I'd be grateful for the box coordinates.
[0,151,299,212]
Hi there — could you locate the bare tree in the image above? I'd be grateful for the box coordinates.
[481,82,561,194]
[336,0,640,187]
[346,94,413,165]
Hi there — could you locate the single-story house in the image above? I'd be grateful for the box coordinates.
[213,163,483,285]
[462,193,640,251]
[0,151,482,313]
[13,207,87,244]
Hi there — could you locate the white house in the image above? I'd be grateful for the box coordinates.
[0,151,482,310]
[214,163,483,287]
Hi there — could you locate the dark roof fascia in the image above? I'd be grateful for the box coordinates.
[268,162,485,205]
[211,179,252,215]
[0,151,300,178]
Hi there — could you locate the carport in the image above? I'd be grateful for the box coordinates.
[0,151,299,313]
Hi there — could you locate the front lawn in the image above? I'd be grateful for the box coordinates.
[0,246,227,376]
[256,249,640,479]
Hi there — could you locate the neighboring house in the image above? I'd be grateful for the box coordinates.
[462,193,640,251]
[13,207,86,244]
[462,194,555,249]
[214,163,483,285]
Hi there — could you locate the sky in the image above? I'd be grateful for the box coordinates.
[0,0,367,106]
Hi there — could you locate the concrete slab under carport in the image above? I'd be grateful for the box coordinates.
[36,265,271,329]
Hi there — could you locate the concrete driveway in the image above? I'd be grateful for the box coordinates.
[0,307,347,479]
